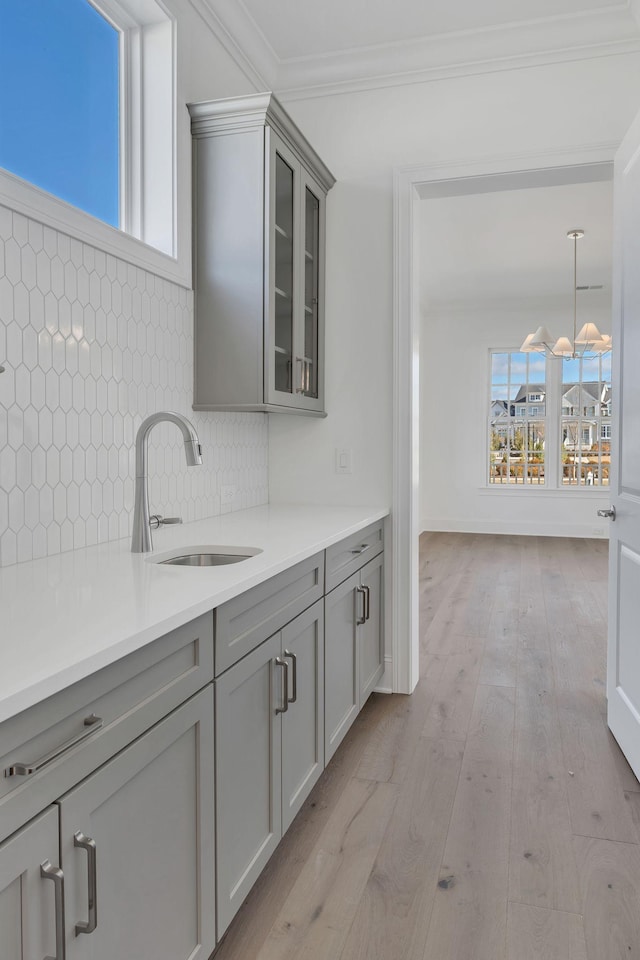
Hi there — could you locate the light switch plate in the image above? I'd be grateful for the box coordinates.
[335,448,353,475]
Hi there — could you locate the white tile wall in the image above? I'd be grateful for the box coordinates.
[0,203,269,566]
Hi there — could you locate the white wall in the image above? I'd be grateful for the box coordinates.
[270,54,640,517]
[419,299,611,538]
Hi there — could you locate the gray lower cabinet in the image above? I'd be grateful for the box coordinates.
[215,599,324,937]
[0,806,60,960]
[59,687,215,960]
[325,553,384,763]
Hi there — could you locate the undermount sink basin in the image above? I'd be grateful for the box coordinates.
[148,545,262,567]
[161,552,252,567]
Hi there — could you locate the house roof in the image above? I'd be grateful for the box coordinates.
[513,384,545,403]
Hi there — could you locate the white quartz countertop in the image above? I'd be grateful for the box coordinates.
[0,504,388,724]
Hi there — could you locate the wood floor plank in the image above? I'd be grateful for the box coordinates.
[254,778,398,960]
[556,687,639,843]
[509,646,581,914]
[574,835,640,960]
[507,903,587,960]
[339,738,463,960]
[355,657,446,783]
[422,685,515,960]
[421,655,481,741]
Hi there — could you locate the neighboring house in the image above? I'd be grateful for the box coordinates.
[511,384,546,417]
[561,381,611,451]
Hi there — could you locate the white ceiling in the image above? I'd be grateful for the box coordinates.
[419,179,613,306]
[197,0,640,94]
[241,0,625,60]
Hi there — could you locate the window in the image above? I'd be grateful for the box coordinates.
[489,349,612,490]
[561,354,612,486]
[529,393,543,402]
[489,352,546,485]
[1,0,119,225]
[0,0,181,278]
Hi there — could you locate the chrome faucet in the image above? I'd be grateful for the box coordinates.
[131,412,202,553]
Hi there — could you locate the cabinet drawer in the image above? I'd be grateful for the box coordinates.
[215,553,324,675]
[325,521,384,593]
[0,612,213,841]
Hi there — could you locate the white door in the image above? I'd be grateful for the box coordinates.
[607,110,640,780]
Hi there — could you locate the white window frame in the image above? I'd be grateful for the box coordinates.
[488,348,612,492]
[0,0,189,287]
[488,349,548,487]
[601,423,612,440]
[528,393,543,402]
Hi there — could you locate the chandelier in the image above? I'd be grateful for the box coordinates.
[520,229,611,359]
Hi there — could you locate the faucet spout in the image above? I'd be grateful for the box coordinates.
[131,412,202,553]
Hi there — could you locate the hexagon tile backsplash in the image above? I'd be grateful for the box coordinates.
[0,203,269,567]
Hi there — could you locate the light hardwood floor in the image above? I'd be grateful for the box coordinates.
[214,533,640,960]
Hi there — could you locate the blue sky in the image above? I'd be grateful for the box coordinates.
[0,0,119,226]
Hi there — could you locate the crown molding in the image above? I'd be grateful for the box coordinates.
[187,0,277,91]
[277,7,640,99]
[193,0,640,101]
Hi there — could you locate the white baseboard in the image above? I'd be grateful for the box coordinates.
[374,656,394,695]
[420,517,609,539]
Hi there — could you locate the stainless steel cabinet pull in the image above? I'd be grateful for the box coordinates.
[351,544,368,555]
[283,650,297,704]
[295,358,304,394]
[597,507,616,520]
[5,714,103,778]
[356,586,367,626]
[362,584,371,621]
[74,832,97,935]
[41,860,66,960]
[275,657,289,714]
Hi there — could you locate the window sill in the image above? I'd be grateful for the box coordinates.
[479,486,611,497]
[0,166,191,289]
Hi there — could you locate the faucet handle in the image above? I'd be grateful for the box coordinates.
[149,515,183,529]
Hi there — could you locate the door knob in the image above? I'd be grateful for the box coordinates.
[597,507,616,520]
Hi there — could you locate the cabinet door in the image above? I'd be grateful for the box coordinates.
[359,553,385,706]
[266,131,300,408]
[0,807,59,960]
[60,687,215,960]
[281,600,325,833]
[215,633,282,937]
[296,168,326,414]
[324,572,360,764]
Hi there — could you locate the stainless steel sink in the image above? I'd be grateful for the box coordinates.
[160,552,253,567]
[148,544,263,567]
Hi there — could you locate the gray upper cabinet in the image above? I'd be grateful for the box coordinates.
[189,93,335,417]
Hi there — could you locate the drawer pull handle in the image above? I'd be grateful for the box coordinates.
[275,658,289,714]
[4,714,104,778]
[74,832,98,935]
[356,586,367,626]
[351,545,368,555]
[283,650,297,704]
[41,860,66,960]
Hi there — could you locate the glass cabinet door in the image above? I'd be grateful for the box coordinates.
[274,151,295,395]
[301,183,320,399]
